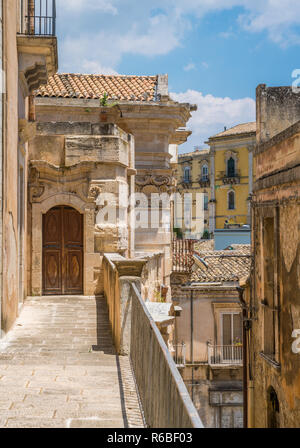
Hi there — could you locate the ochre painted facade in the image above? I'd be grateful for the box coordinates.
[175,149,210,239]
[207,124,256,232]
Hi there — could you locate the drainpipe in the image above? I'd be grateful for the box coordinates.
[190,289,194,402]
[237,286,248,428]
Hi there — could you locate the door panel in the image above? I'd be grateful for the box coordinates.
[66,250,83,293]
[43,206,83,295]
[43,250,62,293]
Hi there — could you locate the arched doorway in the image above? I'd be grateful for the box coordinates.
[267,386,280,428]
[42,206,83,295]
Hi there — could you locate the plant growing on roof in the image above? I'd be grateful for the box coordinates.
[100,92,109,106]
[100,92,118,107]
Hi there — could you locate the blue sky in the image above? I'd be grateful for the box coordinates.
[56,0,300,152]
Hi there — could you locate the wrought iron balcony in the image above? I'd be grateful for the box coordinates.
[172,343,186,367]
[208,344,243,365]
[19,0,56,36]
[219,170,241,185]
[198,176,210,187]
[179,176,192,187]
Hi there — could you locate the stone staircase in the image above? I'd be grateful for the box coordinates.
[0,295,144,428]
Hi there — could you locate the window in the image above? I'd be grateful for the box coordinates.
[221,313,242,346]
[202,164,208,181]
[204,194,209,211]
[227,157,235,177]
[263,217,276,359]
[228,191,235,210]
[184,166,191,182]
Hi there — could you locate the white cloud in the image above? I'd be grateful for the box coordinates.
[201,62,209,69]
[80,60,119,76]
[58,0,300,74]
[60,0,118,15]
[170,89,256,146]
[184,63,196,72]
[59,13,185,73]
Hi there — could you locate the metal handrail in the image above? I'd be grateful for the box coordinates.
[208,344,243,365]
[20,0,56,36]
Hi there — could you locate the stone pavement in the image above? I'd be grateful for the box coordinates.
[0,296,145,428]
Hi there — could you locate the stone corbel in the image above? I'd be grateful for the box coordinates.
[19,119,36,144]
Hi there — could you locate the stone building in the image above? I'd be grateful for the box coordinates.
[206,123,256,232]
[175,148,210,239]
[171,244,251,427]
[28,73,193,299]
[242,85,300,428]
[0,0,57,336]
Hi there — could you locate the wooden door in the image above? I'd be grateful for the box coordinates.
[43,206,83,295]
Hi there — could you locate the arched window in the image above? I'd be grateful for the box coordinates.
[228,190,235,210]
[227,157,235,177]
[184,166,191,182]
[202,164,208,181]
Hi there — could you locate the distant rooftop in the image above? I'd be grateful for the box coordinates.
[209,122,256,140]
[191,244,251,283]
[178,148,210,158]
[35,73,159,102]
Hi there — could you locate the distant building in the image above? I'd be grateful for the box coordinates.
[171,243,251,427]
[206,123,256,232]
[242,85,300,428]
[175,148,211,239]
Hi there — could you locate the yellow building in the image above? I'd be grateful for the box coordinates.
[207,123,256,231]
[175,148,211,239]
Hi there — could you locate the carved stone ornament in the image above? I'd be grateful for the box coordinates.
[88,185,102,200]
[29,167,45,202]
[135,173,176,194]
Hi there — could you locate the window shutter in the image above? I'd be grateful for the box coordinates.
[222,314,232,345]
[233,314,242,344]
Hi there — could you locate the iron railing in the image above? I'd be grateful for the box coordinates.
[172,238,196,273]
[20,0,56,36]
[172,343,186,367]
[208,344,243,365]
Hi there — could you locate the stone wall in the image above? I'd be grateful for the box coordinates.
[28,122,134,296]
[102,253,203,427]
[256,84,300,144]
[249,87,300,427]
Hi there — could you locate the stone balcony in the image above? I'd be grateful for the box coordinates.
[17,1,58,94]
[103,253,203,428]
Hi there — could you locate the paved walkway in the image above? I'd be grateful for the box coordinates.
[0,296,144,428]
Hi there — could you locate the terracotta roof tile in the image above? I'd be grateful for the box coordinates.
[36,73,158,102]
[191,248,251,283]
[210,122,256,139]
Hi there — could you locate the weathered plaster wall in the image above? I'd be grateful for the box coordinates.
[250,90,300,427]
[1,0,22,333]
[256,85,300,144]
